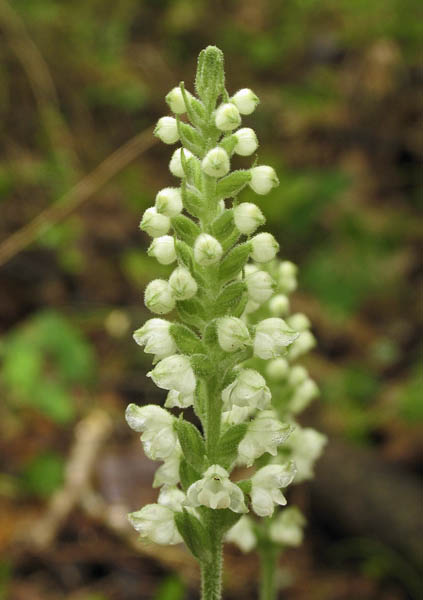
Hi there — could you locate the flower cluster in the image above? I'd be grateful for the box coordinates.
[124,46,325,600]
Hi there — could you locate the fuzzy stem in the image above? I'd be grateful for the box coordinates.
[201,523,223,600]
[258,543,279,600]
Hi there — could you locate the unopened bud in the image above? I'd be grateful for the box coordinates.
[155,187,183,217]
[287,313,311,331]
[154,116,179,144]
[169,148,193,178]
[249,166,279,195]
[169,266,198,300]
[245,270,275,304]
[234,202,265,235]
[166,87,193,114]
[250,232,279,263]
[145,279,175,314]
[215,103,241,131]
[234,128,258,156]
[194,233,223,266]
[140,207,170,238]
[269,294,290,316]
[148,235,176,265]
[201,147,230,177]
[266,357,289,381]
[217,316,251,352]
[231,88,259,115]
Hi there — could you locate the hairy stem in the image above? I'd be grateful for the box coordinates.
[201,517,223,600]
[258,542,279,600]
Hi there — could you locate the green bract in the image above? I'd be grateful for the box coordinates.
[125,46,325,600]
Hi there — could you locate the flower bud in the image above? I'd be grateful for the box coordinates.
[250,232,279,263]
[254,318,299,359]
[266,358,290,381]
[288,330,316,360]
[231,88,259,115]
[286,426,327,482]
[290,378,319,414]
[269,507,306,547]
[128,503,182,545]
[237,411,293,467]
[269,294,290,316]
[222,368,271,411]
[148,235,176,265]
[140,207,170,238]
[233,202,265,234]
[226,516,256,552]
[217,316,251,352]
[250,462,297,517]
[125,403,177,460]
[165,389,194,409]
[244,299,260,314]
[249,166,279,195]
[278,261,297,293]
[133,318,177,362]
[148,354,196,396]
[155,187,183,217]
[245,270,275,304]
[233,127,258,156]
[169,148,194,178]
[287,312,311,331]
[166,86,193,114]
[187,465,247,513]
[201,147,230,177]
[169,266,198,300]
[287,365,308,387]
[154,116,179,144]
[145,279,175,314]
[193,233,223,266]
[215,102,241,131]
[222,404,253,426]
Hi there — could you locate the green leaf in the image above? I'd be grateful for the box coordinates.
[177,120,203,155]
[193,378,207,421]
[174,419,206,473]
[170,323,204,354]
[211,209,237,242]
[174,509,211,561]
[190,353,213,377]
[175,239,194,272]
[195,46,224,111]
[181,184,204,218]
[219,243,251,284]
[179,458,200,491]
[216,170,251,200]
[217,423,248,469]
[219,135,237,156]
[176,298,205,330]
[214,281,246,317]
[214,508,243,534]
[172,215,201,246]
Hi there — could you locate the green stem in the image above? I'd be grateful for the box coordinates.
[201,526,223,600]
[258,543,279,600]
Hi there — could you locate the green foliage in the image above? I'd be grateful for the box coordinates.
[1,311,96,423]
[154,575,185,600]
[21,451,64,498]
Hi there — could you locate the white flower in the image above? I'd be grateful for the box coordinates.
[287,313,311,331]
[254,318,299,360]
[250,463,297,517]
[155,187,183,217]
[165,389,194,409]
[222,368,271,411]
[169,148,194,178]
[231,88,259,115]
[278,261,297,293]
[214,103,241,131]
[266,358,289,381]
[193,233,223,266]
[187,465,247,513]
[237,411,293,467]
[154,116,179,144]
[166,86,193,114]
[128,503,182,545]
[148,235,176,265]
[157,486,186,511]
[288,331,316,360]
[269,507,306,547]
[148,354,196,397]
[201,147,230,177]
[286,426,327,482]
[250,232,279,263]
[269,294,290,316]
[169,266,198,300]
[233,128,258,156]
[153,448,182,487]
[233,202,265,234]
[140,207,170,238]
[144,279,175,315]
[249,166,279,195]
[217,317,251,352]
[125,403,177,460]
[289,378,319,414]
[222,405,253,426]
[243,299,260,314]
[133,318,177,362]
[245,270,275,304]
[226,516,256,552]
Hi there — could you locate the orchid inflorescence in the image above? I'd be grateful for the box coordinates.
[125,46,326,600]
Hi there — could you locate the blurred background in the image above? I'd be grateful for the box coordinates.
[0,1,421,599]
